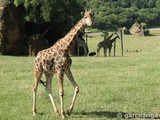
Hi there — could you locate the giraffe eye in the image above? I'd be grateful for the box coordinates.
[84,16,87,19]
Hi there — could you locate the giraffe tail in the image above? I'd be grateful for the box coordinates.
[39,80,46,87]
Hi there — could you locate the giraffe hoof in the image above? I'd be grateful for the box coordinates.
[33,112,36,116]
[54,110,60,116]
[32,108,37,116]
[62,115,66,119]
[66,109,72,116]
[61,112,66,119]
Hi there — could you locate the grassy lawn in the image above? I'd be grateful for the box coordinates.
[0,29,160,120]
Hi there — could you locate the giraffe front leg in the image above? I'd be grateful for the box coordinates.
[32,83,37,116]
[65,69,79,116]
[104,47,107,57]
[109,47,111,57]
[58,71,66,119]
[32,72,42,116]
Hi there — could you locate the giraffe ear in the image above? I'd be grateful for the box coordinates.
[92,11,98,17]
[81,12,84,16]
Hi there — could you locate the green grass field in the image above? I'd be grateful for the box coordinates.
[0,29,160,120]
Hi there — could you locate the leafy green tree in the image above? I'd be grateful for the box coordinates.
[5,0,160,31]
[119,0,131,8]
[5,0,86,43]
[156,1,160,7]
[12,0,86,24]
[87,0,160,30]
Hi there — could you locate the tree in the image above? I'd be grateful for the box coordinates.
[5,0,86,44]
[87,0,160,30]
[6,0,160,31]
[12,0,86,24]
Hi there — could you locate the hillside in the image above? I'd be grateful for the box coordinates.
[87,0,160,30]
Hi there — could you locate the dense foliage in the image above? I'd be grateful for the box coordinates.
[87,0,160,30]
[5,0,160,32]
[5,0,86,44]
[12,0,86,24]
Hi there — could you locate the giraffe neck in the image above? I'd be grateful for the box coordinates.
[61,18,85,52]
[110,36,118,43]
[105,33,114,41]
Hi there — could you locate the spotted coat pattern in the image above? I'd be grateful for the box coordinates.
[32,10,94,119]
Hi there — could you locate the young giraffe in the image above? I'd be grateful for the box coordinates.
[104,32,120,56]
[32,9,95,119]
[97,32,115,57]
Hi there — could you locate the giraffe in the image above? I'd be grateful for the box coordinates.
[32,9,95,119]
[97,32,115,57]
[76,36,88,56]
[104,32,120,56]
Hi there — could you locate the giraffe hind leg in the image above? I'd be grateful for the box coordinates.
[65,69,79,116]
[97,48,100,56]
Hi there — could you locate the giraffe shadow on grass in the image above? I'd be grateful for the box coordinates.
[75,111,160,119]
[75,111,126,119]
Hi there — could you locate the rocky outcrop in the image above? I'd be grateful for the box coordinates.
[0,2,27,55]
[122,27,130,34]
[139,29,150,37]
[129,22,150,36]
[129,23,141,35]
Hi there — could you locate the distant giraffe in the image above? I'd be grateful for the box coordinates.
[76,37,88,56]
[104,32,120,56]
[97,32,115,57]
[32,9,95,119]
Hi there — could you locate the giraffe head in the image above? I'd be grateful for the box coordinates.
[114,32,120,39]
[81,9,96,26]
